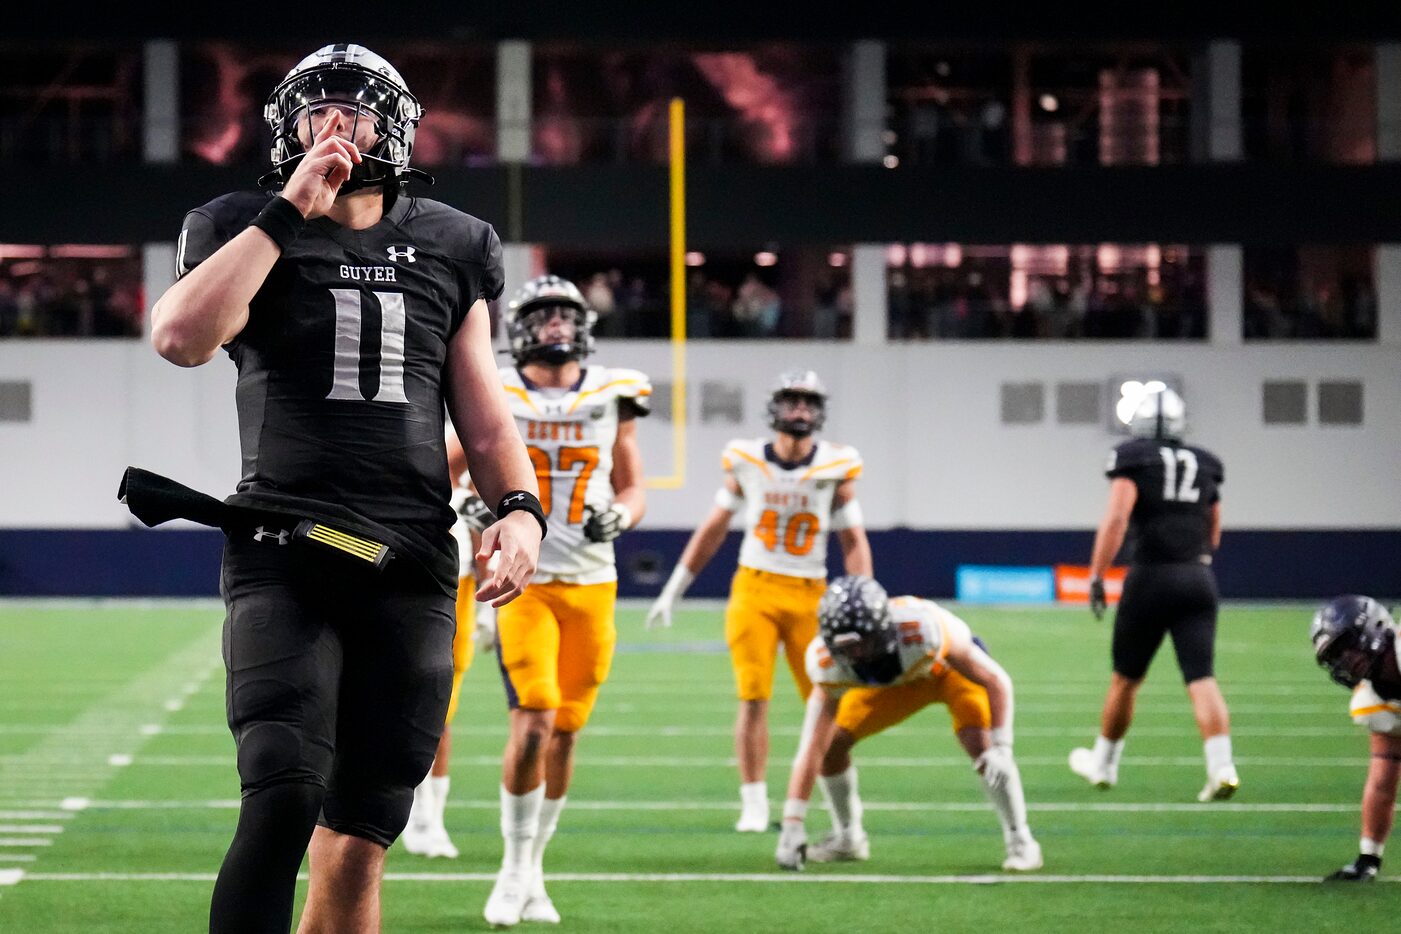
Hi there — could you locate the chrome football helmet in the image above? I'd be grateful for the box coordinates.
[506,275,597,366]
[262,43,428,193]
[1126,386,1186,441]
[767,369,828,438]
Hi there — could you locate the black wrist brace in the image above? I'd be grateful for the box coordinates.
[249,197,306,253]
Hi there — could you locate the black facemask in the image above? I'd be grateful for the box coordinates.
[851,652,904,686]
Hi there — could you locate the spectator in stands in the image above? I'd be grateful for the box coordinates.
[733,272,781,337]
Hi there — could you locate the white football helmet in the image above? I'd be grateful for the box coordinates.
[768,369,828,437]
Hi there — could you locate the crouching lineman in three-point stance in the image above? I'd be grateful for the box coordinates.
[776,576,1043,872]
[647,370,872,833]
[1069,386,1239,803]
[1311,595,1401,882]
[485,275,650,927]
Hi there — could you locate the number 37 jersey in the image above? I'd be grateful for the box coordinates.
[723,438,863,579]
[502,365,651,583]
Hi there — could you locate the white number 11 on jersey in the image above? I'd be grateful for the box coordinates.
[326,289,410,404]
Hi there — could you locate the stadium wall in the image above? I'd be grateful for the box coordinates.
[0,340,1397,597]
[1,528,1397,601]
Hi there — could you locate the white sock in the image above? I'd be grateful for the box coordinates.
[408,776,434,831]
[818,766,863,836]
[429,775,450,829]
[1361,836,1385,858]
[740,781,768,812]
[1093,735,1125,770]
[980,757,1032,844]
[1204,734,1233,776]
[500,784,544,873]
[531,796,567,886]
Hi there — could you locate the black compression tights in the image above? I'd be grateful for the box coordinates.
[209,781,323,934]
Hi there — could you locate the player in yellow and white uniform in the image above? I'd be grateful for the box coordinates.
[647,370,872,832]
[774,576,1042,873]
[485,275,649,928]
[403,429,498,859]
[1310,595,1401,882]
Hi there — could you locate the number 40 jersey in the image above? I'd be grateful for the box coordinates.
[723,438,863,579]
[501,365,651,583]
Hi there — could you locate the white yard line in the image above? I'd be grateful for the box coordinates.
[96,754,1372,768]
[11,871,1375,885]
[0,798,1358,814]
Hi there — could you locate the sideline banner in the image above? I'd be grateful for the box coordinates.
[955,565,1055,603]
[1056,565,1127,604]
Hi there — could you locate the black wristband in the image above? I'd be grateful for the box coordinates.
[249,196,307,253]
[497,490,548,540]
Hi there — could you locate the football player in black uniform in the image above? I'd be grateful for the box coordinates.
[149,44,543,934]
[1067,387,1239,802]
[1311,595,1401,882]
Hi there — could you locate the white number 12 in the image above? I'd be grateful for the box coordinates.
[1159,447,1200,502]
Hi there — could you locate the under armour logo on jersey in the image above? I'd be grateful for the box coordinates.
[386,245,416,263]
[253,526,291,545]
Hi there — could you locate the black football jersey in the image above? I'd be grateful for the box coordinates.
[178,190,504,592]
[1105,437,1223,565]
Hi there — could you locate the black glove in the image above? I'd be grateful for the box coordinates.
[583,503,629,543]
[1089,577,1107,621]
[1325,854,1381,882]
[456,493,495,534]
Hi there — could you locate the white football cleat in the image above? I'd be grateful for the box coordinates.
[1068,747,1116,789]
[484,867,530,928]
[421,826,459,859]
[1197,765,1240,803]
[400,821,433,857]
[1002,836,1044,872]
[807,829,871,863]
[521,873,561,924]
[735,805,770,833]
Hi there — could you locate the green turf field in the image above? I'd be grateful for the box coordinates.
[0,600,1391,932]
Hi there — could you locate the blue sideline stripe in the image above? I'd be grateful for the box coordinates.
[2,528,1399,600]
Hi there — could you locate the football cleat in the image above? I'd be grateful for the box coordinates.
[807,829,871,863]
[420,826,458,859]
[1002,836,1044,872]
[735,803,770,833]
[1068,747,1116,789]
[1325,854,1381,882]
[484,867,530,928]
[1197,765,1240,803]
[400,819,433,857]
[521,873,561,924]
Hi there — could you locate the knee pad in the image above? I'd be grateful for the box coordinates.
[235,720,331,793]
[506,669,563,712]
[555,695,598,733]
